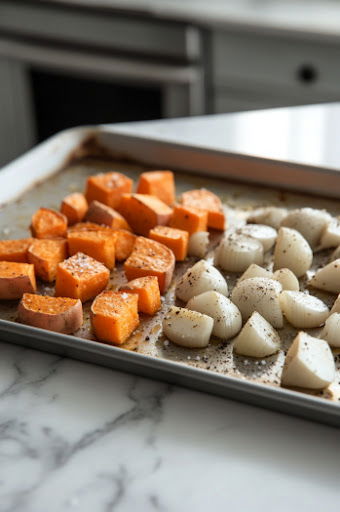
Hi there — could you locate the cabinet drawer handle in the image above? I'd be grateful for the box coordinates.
[297,64,318,84]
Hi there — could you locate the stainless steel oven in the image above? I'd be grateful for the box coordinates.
[0,0,205,166]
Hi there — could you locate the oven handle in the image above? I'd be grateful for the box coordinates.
[0,37,202,85]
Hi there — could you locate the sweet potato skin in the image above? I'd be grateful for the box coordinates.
[0,262,36,299]
[118,194,172,236]
[27,239,68,282]
[86,200,131,231]
[61,193,88,225]
[0,238,34,263]
[31,208,68,239]
[137,170,175,206]
[85,172,133,208]
[91,290,139,345]
[18,293,83,334]
[124,236,175,293]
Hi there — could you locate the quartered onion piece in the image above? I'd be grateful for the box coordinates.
[188,231,209,258]
[279,290,329,328]
[233,311,281,358]
[274,227,312,278]
[238,224,277,252]
[231,277,283,328]
[319,313,340,348]
[247,207,288,230]
[309,259,340,294]
[163,306,213,348]
[273,268,299,291]
[215,233,263,272]
[281,332,335,390]
[238,263,273,282]
[318,219,340,250]
[281,207,332,248]
[186,290,242,340]
[175,259,228,302]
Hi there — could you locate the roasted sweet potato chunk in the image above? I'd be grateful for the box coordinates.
[86,200,131,231]
[85,172,133,208]
[28,239,68,282]
[67,230,116,269]
[18,293,83,334]
[137,170,175,206]
[61,192,88,225]
[91,290,139,345]
[55,252,109,302]
[118,193,172,236]
[0,262,36,299]
[169,204,208,235]
[124,236,175,293]
[0,238,33,263]
[31,208,68,239]
[115,230,136,261]
[149,225,188,261]
[180,189,225,230]
[121,276,161,315]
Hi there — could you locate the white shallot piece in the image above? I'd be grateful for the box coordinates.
[233,311,281,358]
[238,263,273,282]
[162,306,213,348]
[231,277,283,328]
[247,206,288,230]
[281,332,335,390]
[273,268,299,291]
[238,224,277,252]
[215,233,263,272]
[281,207,332,248]
[273,227,312,277]
[186,290,242,340]
[279,291,329,328]
[175,259,228,303]
[309,258,340,294]
[319,313,340,348]
[188,231,209,258]
[330,293,340,315]
[318,219,340,250]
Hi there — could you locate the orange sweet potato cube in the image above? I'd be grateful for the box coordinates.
[28,239,68,282]
[180,188,225,230]
[55,252,109,302]
[91,290,139,345]
[85,172,133,209]
[169,204,207,235]
[117,193,172,236]
[0,238,34,263]
[137,170,175,206]
[149,225,188,261]
[0,261,36,299]
[31,208,68,239]
[120,276,161,315]
[67,230,116,269]
[61,192,88,225]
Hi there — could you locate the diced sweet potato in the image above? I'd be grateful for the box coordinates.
[124,236,175,293]
[67,230,116,269]
[0,238,34,263]
[86,200,131,231]
[85,171,133,208]
[68,222,112,233]
[61,192,88,225]
[136,170,175,206]
[55,252,109,302]
[180,189,225,230]
[118,194,172,236]
[18,293,83,334]
[149,225,188,261]
[31,208,68,239]
[91,290,139,345]
[115,230,136,261]
[169,204,208,235]
[27,239,68,282]
[121,276,161,315]
[0,261,36,299]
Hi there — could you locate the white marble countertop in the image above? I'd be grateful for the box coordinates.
[1,109,340,512]
[40,0,340,42]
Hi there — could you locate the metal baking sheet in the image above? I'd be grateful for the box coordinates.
[1,126,340,428]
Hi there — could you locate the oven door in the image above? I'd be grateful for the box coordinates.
[0,37,205,166]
